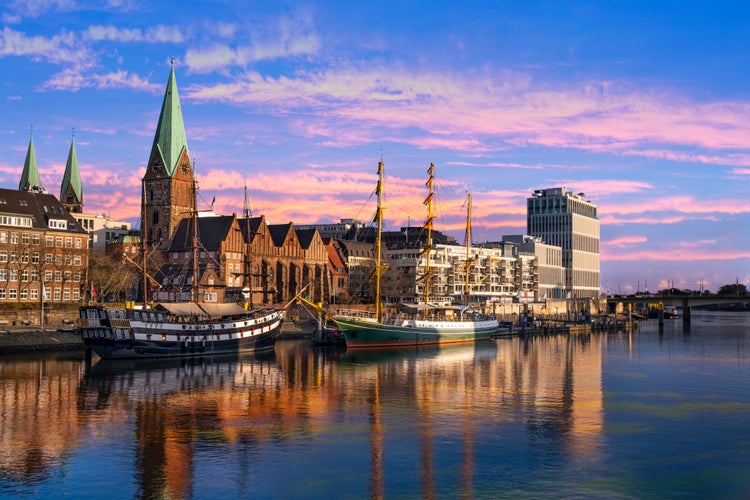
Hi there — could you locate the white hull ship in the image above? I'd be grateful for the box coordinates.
[79,302,282,359]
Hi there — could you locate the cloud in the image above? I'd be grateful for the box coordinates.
[41,68,160,92]
[185,11,321,73]
[0,27,95,68]
[83,24,187,44]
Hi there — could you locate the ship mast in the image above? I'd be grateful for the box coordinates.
[374,160,385,322]
[141,179,148,307]
[242,181,252,310]
[191,161,199,303]
[421,162,435,310]
[464,192,472,305]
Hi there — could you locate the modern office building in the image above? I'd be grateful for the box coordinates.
[527,188,600,298]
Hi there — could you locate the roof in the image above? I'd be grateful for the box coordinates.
[295,228,318,249]
[149,65,189,177]
[0,187,87,234]
[60,137,82,203]
[167,215,235,252]
[268,222,293,247]
[19,136,41,191]
[237,215,266,243]
[325,244,346,272]
[154,302,249,318]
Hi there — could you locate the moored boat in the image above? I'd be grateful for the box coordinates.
[79,302,283,359]
[332,160,499,348]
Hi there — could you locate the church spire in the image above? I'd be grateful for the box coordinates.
[60,129,83,213]
[19,132,41,191]
[148,61,189,177]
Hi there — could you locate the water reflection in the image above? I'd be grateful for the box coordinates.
[2,333,609,498]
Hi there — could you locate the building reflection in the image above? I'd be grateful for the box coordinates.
[0,334,605,497]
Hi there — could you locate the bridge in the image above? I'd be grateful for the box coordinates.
[606,295,750,325]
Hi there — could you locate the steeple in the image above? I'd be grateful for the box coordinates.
[19,133,41,191]
[141,63,196,249]
[60,130,83,213]
[148,62,189,177]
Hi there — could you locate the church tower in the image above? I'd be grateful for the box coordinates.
[141,63,195,249]
[60,132,83,213]
[19,134,41,191]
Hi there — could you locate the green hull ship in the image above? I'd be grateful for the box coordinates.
[333,160,498,349]
[334,311,498,348]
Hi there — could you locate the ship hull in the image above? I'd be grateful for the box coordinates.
[79,305,283,359]
[334,316,498,348]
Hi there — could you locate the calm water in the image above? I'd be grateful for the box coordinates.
[1,311,749,499]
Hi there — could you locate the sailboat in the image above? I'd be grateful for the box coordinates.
[332,161,499,348]
[78,178,285,359]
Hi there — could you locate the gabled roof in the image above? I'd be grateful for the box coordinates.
[268,222,294,247]
[19,136,41,191]
[149,65,189,177]
[326,244,346,271]
[0,187,86,233]
[60,136,82,203]
[237,215,266,243]
[295,228,318,250]
[168,215,235,252]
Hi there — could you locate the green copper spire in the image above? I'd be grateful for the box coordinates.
[19,134,41,190]
[60,132,82,206]
[149,64,189,177]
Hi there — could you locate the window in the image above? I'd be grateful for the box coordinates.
[9,251,16,263]
[0,250,6,263]
[21,252,28,264]
[21,270,28,282]
[56,236,62,247]
[10,233,18,244]
[9,270,17,282]
[72,289,79,301]
[32,252,39,264]
[31,270,38,282]
[0,289,5,300]
[0,270,6,281]
[53,288,61,301]
[74,272,81,281]
[74,255,81,266]
[63,289,71,301]
[21,233,29,245]
[45,254,52,264]
[54,271,62,282]
[30,289,38,300]
[9,289,16,300]
[0,232,6,243]
[20,289,27,300]
[46,236,53,247]
[44,271,52,282]
[74,238,81,249]
[32,234,40,245]
[65,237,72,248]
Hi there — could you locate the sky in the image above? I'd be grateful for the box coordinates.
[1,1,749,295]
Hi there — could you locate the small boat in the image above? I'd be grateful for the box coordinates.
[332,161,499,348]
[79,303,282,359]
[664,306,679,319]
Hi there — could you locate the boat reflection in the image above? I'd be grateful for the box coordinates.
[1,333,606,498]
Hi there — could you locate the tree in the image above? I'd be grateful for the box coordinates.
[717,283,748,296]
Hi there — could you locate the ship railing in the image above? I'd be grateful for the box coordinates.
[334,309,378,321]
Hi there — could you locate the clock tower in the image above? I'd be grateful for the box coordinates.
[141,63,195,249]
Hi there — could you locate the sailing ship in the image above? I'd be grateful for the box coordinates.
[78,179,284,359]
[332,161,499,348]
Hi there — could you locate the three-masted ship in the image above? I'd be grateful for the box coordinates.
[78,178,284,359]
[332,161,499,348]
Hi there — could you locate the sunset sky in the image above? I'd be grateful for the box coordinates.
[1,1,749,294]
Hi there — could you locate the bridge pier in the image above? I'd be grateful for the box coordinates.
[681,297,691,327]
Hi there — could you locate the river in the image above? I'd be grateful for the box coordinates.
[1,310,749,499]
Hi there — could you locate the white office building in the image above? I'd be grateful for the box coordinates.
[527,188,600,298]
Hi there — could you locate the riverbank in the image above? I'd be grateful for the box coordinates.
[0,319,317,354]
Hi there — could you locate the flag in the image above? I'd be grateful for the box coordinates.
[211,196,216,207]
[91,282,97,298]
